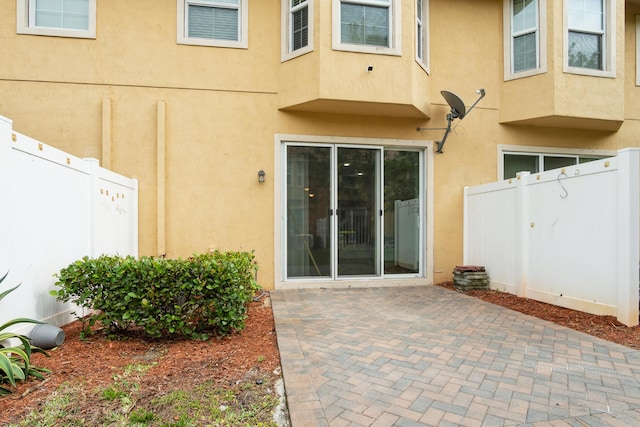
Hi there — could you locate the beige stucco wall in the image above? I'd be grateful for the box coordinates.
[500,0,626,130]
[1,0,640,290]
[427,0,502,283]
[279,0,432,117]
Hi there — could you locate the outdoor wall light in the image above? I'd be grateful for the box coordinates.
[258,169,265,183]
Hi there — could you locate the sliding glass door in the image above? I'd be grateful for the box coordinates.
[337,147,380,276]
[285,144,422,280]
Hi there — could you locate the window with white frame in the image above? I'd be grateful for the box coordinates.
[500,146,614,180]
[513,0,537,72]
[503,0,546,79]
[17,0,96,38]
[177,0,248,48]
[565,0,615,76]
[282,0,314,61]
[332,0,402,55]
[416,0,429,71]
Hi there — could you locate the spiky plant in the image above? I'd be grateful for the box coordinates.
[0,271,49,395]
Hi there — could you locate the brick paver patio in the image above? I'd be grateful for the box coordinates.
[271,286,640,426]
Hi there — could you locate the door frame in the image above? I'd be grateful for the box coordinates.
[274,134,435,290]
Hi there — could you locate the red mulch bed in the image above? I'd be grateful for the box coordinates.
[0,298,280,425]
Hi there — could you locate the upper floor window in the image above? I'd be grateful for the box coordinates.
[564,0,615,77]
[17,0,96,38]
[282,0,314,61]
[512,0,537,72]
[503,0,546,80]
[332,0,402,55]
[177,0,248,48]
[416,0,429,72]
[568,0,603,69]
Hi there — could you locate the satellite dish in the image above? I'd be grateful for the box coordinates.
[416,88,486,153]
[441,91,466,119]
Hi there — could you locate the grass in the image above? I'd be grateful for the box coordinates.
[7,362,280,427]
[9,383,86,427]
[152,382,279,426]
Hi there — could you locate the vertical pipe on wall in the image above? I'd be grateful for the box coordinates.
[157,100,167,257]
[101,97,112,169]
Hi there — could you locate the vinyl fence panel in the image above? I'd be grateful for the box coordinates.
[0,115,138,334]
[464,149,640,326]
[525,163,618,312]
[463,179,522,295]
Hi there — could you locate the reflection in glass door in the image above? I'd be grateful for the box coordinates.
[337,148,380,276]
[285,144,422,280]
[384,150,420,274]
[286,146,331,278]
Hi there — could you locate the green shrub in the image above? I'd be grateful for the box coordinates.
[0,271,49,395]
[52,251,260,340]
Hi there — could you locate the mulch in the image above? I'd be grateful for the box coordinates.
[0,298,280,425]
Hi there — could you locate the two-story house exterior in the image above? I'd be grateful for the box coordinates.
[1,0,639,290]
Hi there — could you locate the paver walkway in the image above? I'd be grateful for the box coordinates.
[271,286,640,426]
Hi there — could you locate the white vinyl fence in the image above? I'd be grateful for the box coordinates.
[0,115,138,334]
[464,148,640,326]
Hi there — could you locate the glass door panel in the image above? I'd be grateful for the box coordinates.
[337,147,380,276]
[384,150,420,274]
[286,146,332,278]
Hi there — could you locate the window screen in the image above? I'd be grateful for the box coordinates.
[291,0,309,50]
[567,0,604,70]
[340,2,390,47]
[188,1,239,41]
[34,0,89,30]
[512,0,538,72]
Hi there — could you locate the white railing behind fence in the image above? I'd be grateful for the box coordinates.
[0,115,138,334]
[464,149,640,326]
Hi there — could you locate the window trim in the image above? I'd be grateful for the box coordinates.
[503,0,547,81]
[498,144,616,180]
[16,0,97,39]
[177,0,249,49]
[282,0,314,61]
[415,0,429,73]
[332,0,402,56]
[563,0,615,78]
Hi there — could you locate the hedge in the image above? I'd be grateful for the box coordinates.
[52,251,260,340]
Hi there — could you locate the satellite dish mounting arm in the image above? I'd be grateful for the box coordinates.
[465,88,486,117]
[418,88,486,154]
[436,113,454,154]
[436,89,485,153]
